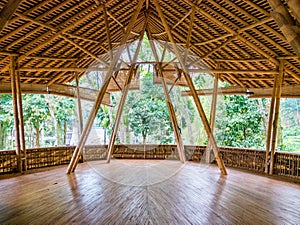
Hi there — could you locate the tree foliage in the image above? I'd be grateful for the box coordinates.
[126,72,173,144]
[216,95,264,148]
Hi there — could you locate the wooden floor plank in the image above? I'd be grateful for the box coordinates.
[0,160,300,224]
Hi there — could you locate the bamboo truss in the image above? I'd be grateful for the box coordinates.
[153,0,227,175]
[0,0,300,176]
[67,0,145,173]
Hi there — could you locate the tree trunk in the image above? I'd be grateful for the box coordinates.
[125,125,130,144]
[258,98,268,137]
[184,103,194,144]
[63,120,67,145]
[35,126,40,148]
[46,96,59,146]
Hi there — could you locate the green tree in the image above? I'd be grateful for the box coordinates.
[216,95,264,148]
[23,94,49,148]
[127,72,173,144]
[0,95,13,150]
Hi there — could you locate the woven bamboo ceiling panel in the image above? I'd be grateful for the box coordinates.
[0,0,300,90]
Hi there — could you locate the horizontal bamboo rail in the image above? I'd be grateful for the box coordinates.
[0,145,299,180]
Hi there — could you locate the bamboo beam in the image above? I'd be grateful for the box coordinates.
[151,9,192,37]
[182,84,300,98]
[10,55,22,173]
[17,67,106,72]
[103,5,113,61]
[184,5,195,63]
[0,4,104,73]
[286,0,300,24]
[214,58,268,63]
[269,60,284,175]
[0,82,111,105]
[67,0,145,174]
[188,69,278,75]
[107,21,145,163]
[0,0,23,33]
[195,17,273,46]
[268,0,300,57]
[24,56,78,61]
[153,0,227,175]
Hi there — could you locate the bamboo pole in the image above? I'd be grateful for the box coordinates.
[15,58,26,171]
[153,0,227,175]
[269,60,284,175]
[106,66,135,163]
[75,71,83,135]
[75,70,84,161]
[264,73,278,173]
[107,17,146,163]
[67,0,145,174]
[0,0,23,33]
[206,74,219,163]
[160,71,186,162]
[286,0,300,24]
[10,55,22,173]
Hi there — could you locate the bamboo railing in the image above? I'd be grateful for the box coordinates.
[0,145,299,180]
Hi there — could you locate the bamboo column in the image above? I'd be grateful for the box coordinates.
[265,73,278,173]
[160,71,186,163]
[106,20,146,163]
[153,0,227,175]
[10,55,22,172]
[206,74,219,163]
[15,58,26,171]
[106,66,135,163]
[269,60,284,175]
[75,70,84,161]
[67,0,145,174]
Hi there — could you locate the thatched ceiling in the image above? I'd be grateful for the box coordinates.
[0,0,300,91]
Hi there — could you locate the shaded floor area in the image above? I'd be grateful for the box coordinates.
[0,160,300,224]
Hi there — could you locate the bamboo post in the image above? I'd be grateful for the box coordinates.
[107,20,146,163]
[67,0,145,174]
[269,60,284,175]
[153,0,227,174]
[160,71,186,163]
[15,58,26,171]
[75,70,84,161]
[10,55,22,173]
[106,66,135,163]
[206,74,219,163]
[75,71,83,135]
[265,73,278,173]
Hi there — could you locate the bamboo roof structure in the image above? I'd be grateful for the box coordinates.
[0,0,300,95]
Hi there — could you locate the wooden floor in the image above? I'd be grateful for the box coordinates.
[1,160,300,225]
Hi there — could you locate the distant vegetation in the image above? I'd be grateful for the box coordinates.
[1,73,300,153]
